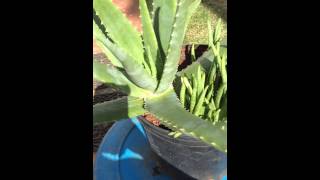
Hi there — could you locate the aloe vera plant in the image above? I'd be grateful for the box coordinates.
[93,0,227,153]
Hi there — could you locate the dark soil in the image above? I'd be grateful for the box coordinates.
[142,113,172,131]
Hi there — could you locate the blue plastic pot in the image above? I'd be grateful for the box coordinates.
[94,117,227,180]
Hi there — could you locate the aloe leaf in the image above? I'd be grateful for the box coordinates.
[93,20,123,68]
[176,50,215,78]
[174,132,182,138]
[197,68,206,98]
[182,76,193,95]
[220,52,227,84]
[194,86,209,116]
[94,41,123,68]
[208,109,213,121]
[190,74,198,112]
[214,18,222,43]
[94,19,157,91]
[156,0,201,93]
[198,105,206,117]
[168,132,176,136]
[93,96,146,124]
[213,109,221,124]
[139,0,162,76]
[179,77,186,107]
[145,89,227,152]
[93,61,152,97]
[216,41,221,55]
[190,87,197,113]
[215,83,226,108]
[205,84,214,102]
[215,121,227,132]
[94,28,157,91]
[145,46,157,79]
[94,0,144,64]
[219,94,227,120]
[221,46,227,66]
[142,59,152,75]
[117,53,157,91]
[196,66,201,96]
[191,44,196,62]
[152,0,177,57]
[208,59,217,84]
[205,98,216,111]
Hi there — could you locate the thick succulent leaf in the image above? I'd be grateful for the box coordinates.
[220,54,227,84]
[176,44,226,80]
[152,0,177,56]
[144,46,157,79]
[108,45,158,91]
[213,18,222,43]
[139,0,162,77]
[94,0,144,64]
[93,61,151,97]
[145,89,227,153]
[156,0,201,93]
[93,25,158,91]
[93,20,123,68]
[219,94,227,120]
[214,120,227,133]
[176,50,215,78]
[93,96,146,124]
[220,44,227,55]
[95,41,123,68]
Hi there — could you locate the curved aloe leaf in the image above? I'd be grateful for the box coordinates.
[145,89,227,153]
[213,18,222,43]
[139,0,162,77]
[219,94,227,121]
[93,61,151,97]
[220,45,227,57]
[94,0,144,64]
[93,20,123,68]
[152,0,177,56]
[144,46,157,79]
[176,45,225,80]
[220,54,227,84]
[110,46,158,91]
[176,50,215,78]
[156,0,201,93]
[95,41,123,68]
[94,28,158,91]
[93,96,146,124]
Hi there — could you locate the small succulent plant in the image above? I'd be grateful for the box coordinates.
[93,0,226,153]
[177,19,227,126]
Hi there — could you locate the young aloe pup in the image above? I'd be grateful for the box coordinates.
[177,18,227,129]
